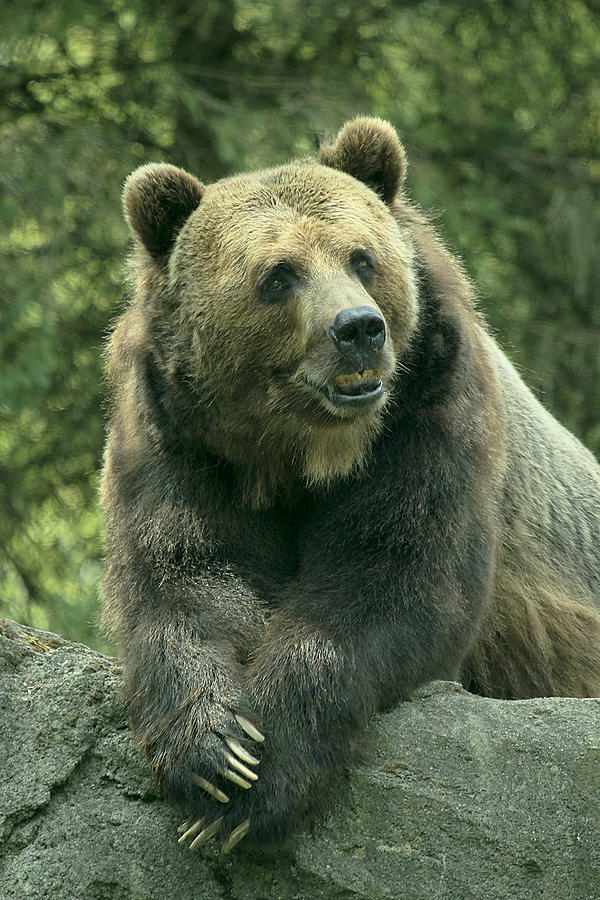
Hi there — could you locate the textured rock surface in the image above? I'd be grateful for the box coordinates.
[0,618,599,900]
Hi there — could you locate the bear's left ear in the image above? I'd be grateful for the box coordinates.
[123,163,205,260]
[319,117,407,204]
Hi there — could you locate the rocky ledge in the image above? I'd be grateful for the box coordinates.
[0,619,598,899]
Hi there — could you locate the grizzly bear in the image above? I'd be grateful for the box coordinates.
[102,117,600,852]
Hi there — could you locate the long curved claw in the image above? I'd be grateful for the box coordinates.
[193,774,230,803]
[234,714,265,743]
[225,737,260,767]
[189,817,224,850]
[221,819,251,854]
[221,768,252,789]
[178,818,205,844]
[224,751,259,782]
[177,820,191,834]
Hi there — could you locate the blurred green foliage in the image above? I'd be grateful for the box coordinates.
[1,0,599,650]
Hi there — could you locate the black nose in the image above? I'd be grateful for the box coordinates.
[329,305,386,355]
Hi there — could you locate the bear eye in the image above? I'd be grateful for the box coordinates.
[351,248,376,281]
[259,262,297,303]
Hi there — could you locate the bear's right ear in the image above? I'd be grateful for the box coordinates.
[122,163,204,260]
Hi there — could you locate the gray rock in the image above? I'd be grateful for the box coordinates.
[0,619,598,900]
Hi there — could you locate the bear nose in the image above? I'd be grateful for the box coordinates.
[329,306,386,355]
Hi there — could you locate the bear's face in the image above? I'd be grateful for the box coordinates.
[171,164,417,421]
[123,119,417,502]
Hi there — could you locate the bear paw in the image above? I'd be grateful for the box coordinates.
[177,713,264,853]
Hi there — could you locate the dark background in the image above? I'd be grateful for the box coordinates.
[1,0,599,651]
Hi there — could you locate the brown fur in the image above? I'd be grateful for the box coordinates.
[388,196,600,698]
[102,118,600,847]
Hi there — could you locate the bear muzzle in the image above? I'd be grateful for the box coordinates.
[326,305,387,406]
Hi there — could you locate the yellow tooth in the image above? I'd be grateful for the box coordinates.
[335,368,381,387]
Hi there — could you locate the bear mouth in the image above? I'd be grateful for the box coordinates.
[327,368,383,407]
[296,368,384,411]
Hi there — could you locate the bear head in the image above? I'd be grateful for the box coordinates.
[120,118,420,505]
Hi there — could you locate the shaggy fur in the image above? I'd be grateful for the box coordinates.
[102,118,600,847]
